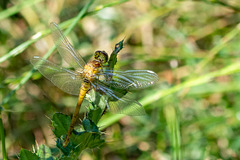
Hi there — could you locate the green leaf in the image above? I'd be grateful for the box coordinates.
[107,39,124,71]
[87,107,103,124]
[86,89,107,109]
[36,145,53,160]
[74,132,104,149]
[85,90,106,124]
[52,113,71,138]
[82,119,99,132]
[71,119,105,149]
[19,148,40,160]
[52,113,104,158]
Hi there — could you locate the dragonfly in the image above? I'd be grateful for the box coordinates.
[31,22,159,147]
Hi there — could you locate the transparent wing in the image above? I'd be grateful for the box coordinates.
[30,56,82,95]
[91,80,146,116]
[98,70,158,90]
[50,22,86,69]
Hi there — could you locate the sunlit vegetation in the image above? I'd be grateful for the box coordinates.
[1,0,240,159]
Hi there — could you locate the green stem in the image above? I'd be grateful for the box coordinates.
[0,112,8,160]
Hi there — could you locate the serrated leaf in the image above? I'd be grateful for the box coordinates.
[85,133,105,149]
[85,90,107,123]
[36,145,53,160]
[59,157,73,160]
[56,138,72,156]
[87,107,103,124]
[52,113,71,138]
[74,132,104,149]
[86,89,108,109]
[82,119,99,132]
[70,119,104,153]
[19,148,40,160]
[70,131,104,157]
[53,116,105,158]
[107,39,124,71]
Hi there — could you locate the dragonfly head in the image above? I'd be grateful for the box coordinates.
[94,50,108,64]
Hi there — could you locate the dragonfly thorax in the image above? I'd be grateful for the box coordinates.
[82,59,102,82]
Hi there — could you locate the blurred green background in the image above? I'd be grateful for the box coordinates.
[1,0,240,159]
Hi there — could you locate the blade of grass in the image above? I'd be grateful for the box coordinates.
[192,0,240,12]
[187,81,240,95]
[115,2,179,41]
[99,61,240,129]
[0,0,43,20]
[196,23,240,73]
[164,105,181,160]
[0,113,7,160]
[0,0,95,106]
[178,23,240,99]
[0,0,129,64]
[0,30,50,64]
[91,0,128,12]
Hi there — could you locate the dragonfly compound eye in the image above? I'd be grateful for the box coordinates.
[94,50,108,63]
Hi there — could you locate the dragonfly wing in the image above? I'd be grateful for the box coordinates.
[108,94,146,116]
[92,81,146,116]
[50,22,86,69]
[99,70,158,90]
[31,56,82,95]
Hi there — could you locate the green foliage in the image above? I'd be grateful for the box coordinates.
[107,39,124,71]
[19,110,105,159]
[1,0,240,159]
[18,37,122,159]
[52,113,104,158]
[52,113,70,138]
[16,31,123,158]
[19,149,40,160]
[19,145,56,160]
[36,145,53,160]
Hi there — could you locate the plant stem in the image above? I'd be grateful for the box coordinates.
[0,112,8,160]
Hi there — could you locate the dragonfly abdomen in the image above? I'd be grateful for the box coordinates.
[63,81,90,147]
[78,82,90,102]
